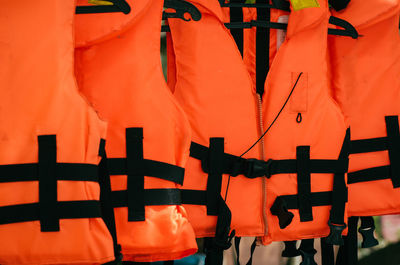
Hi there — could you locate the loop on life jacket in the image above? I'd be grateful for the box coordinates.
[299,239,317,265]
[269,129,350,245]
[358,217,379,248]
[234,237,257,265]
[106,128,185,221]
[348,115,400,189]
[282,241,301,257]
[0,135,105,230]
[204,197,235,265]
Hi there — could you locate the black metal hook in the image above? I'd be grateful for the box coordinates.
[76,0,131,14]
[163,0,202,22]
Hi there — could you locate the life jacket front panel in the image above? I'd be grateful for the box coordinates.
[0,1,114,264]
[168,0,264,237]
[330,0,400,217]
[262,0,348,243]
[75,0,197,261]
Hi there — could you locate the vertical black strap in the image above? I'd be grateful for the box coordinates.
[230,0,244,56]
[38,135,59,232]
[282,241,300,257]
[246,238,257,265]
[255,0,270,96]
[336,217,358,265]
[330,129,349,225]
[299,239,317,265]
[297,146,313,222]
[235,237,241,265]
[385,116,400,188]
[99,139,122,263]
[234,237,257,265]
[328,0,350,11]
[321,238,335,265]
[204,197,234,265]
[206,138,225,215]
[126,128,145,221]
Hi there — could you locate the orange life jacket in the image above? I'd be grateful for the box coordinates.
[167,0,349,246]
[329,0,400,218]
[260,0,349,245]
[0,1,115,264]
[74,0,198,262]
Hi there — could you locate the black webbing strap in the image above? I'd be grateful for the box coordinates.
[255,0,270,97]
[0,135,103,231]
[189,142,268,179]
[326,129,350,245]
[98,139,122,264]
[188,140,268,214]
[270,131,349,237]
[282,241,300,257]
[348,116,400,188]
[299,239,317,265]
[107,127,185,222]
[336,217,358,265]
[204,197,235,265]
[38,135,59,231]
[234,237,257,265]
[321,237,335,265]
[385,116,400,188]
[297,146,313,222]
[328,0,350,11]
[111,189,182,207]
[230,0,244,56]
[207,138,225,215]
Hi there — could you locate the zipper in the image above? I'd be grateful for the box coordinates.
[256,93,268,236]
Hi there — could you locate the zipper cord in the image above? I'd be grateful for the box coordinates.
[224,72,303,202]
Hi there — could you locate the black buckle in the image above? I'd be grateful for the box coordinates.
[299,248,317,265]
[325,221,347,245]
[245,159,273,178]
[359,225,379,248]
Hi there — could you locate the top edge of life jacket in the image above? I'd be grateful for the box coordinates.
[74,0,198,262]
[0,1,115,264]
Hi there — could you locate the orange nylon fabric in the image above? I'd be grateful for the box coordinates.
[168,0,264,237]
[167,0,347,243]
[262,0,347,243]
[0,1,114,264]
[75,0,197,261]
[329,0,400,217]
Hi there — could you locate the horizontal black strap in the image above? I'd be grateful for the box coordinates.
[111,189,182,208]
[275,191,336,210]
[181,189,207,205]
[350,137,388,154]
[107,158,184,185]
[0,200,102,225]
[0,163,99,183]
[348,166,390,184]
[269,159,346,175]
[190,142,268,178]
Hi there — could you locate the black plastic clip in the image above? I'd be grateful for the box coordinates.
[325,221,347,245]
[359,225,379,248]
[299,248,317,265]
[245,159,273,178]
